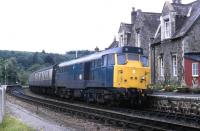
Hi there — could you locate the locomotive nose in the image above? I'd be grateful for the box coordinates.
[114,65,150,89]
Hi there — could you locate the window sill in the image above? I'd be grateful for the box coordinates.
[192,75,199,77]
[158,76,165,80]
[161,38,171,42]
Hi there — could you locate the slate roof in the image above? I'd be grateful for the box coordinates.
[172,3,191,16]
[153,0,200,44]
[118,23,132,33]
[142,12,160,36]
[108,39,119,49]
[185,53,200,62]
[153,27,161,44]
[174,0,200,38]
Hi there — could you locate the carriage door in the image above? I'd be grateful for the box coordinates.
[102,55,108,87]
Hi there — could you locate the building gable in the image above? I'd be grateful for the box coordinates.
[161,1,175,16]
[153,0,200,44]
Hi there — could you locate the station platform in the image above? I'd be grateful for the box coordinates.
[148,92,200,101]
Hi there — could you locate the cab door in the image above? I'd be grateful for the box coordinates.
[101,55,108,87]
[101,54,115,87]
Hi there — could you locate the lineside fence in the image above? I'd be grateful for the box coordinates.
[0,85,6,124]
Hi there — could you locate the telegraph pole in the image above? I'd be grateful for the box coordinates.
[4,64,6,85]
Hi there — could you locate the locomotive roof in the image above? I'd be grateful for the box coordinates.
[59,46,143,67]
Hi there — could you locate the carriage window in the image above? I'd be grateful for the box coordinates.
[117,54,126,65]
[107,54,115,65]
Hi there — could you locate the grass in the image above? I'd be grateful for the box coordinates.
[0,114,35,131]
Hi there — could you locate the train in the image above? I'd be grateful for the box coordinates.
[29,46,151,105]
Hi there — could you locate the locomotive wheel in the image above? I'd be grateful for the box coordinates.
[58,88,65,98]
[84,92,95,103]
[96,93,105,104]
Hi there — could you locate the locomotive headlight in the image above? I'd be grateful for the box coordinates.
[132,70,136,74]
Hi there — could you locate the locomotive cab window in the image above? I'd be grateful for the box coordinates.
[117,54,126,65]
[107,54,115,66]
[127,54,139,61]
[117,53,141,65]
[140,56,149,67]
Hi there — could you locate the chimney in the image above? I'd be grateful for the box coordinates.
[137,9,142,15]
[172,0,182,4]
[132,7,135,12]
[131,7,137,24]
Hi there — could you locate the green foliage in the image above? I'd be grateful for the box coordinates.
[65,50,94,59]
[27,64,44,72]
[0,49,93,85]
[0,114,35,131]
[152,82,179,92]
[164,84,179,92]
[151,83,164,90]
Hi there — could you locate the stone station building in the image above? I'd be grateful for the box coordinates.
[109,0,200,87]
[152,0,200,87]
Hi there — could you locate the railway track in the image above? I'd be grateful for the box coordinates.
[8,87,200,131]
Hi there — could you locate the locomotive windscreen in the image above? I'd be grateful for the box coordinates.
[122,47,143,55]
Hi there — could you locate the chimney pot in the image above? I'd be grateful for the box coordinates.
[132,7,135,12]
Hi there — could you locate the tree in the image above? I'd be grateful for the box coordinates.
[18,70,29,85]
[44,54,55,65]
[42,49,46,54]
[28,64,43,72]
[32,52,39,64]
[6,57,19,84]
[0,58,19,84]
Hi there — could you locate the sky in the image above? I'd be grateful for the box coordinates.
[0,0,195,54]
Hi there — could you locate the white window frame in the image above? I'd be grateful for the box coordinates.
[164,19,170,39]
[119,34,123,47]
[192,63,199,77]
[126,32,131,45]
[136,32,141,47]
[172,55,177,76]
[159,56,164,77]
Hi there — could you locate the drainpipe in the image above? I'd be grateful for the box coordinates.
[153,47,156,84]
[150,38,156,84]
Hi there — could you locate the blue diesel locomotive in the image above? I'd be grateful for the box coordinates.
[29,46,150,104]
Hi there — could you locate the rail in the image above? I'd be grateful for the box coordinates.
[8,86,200,131]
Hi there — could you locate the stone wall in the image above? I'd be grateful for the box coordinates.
[131,12,159,57]
[152,38,184,84]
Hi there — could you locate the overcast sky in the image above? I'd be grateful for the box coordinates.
[0,0,195,54]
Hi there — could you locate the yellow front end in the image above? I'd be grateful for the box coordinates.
[113,56,150,90]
